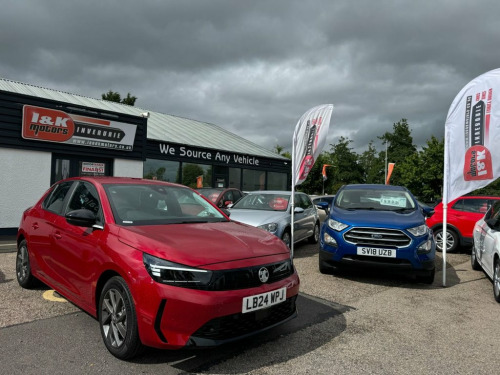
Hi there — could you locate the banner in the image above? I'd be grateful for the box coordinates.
[196,175,203,188]
[444,68,500,203]
[293,104,334,185]
[322,164,332,181]
[385,163,395,185]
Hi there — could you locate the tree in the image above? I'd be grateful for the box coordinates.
[379,119,417,186]
[102,90,137,106]
[273,144,291,159]
[329,137,364,192]
[359,141,384,184]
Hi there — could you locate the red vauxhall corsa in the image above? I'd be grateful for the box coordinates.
[16,177,299,360]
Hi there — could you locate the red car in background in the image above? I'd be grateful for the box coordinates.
[16,177,299,359]
[426,196,500,252]
[196,187,244,208]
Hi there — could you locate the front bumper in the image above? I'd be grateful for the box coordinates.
[319,228,436,273]
[133,271,300,349]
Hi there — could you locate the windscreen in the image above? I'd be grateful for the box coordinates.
[232,193,290,211]
[335,189,416,212]
[104,183,227,226]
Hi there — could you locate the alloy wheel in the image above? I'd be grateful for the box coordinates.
[101,288,128,348]
[16,243,29,283]
[435,230,455,252]
[494,262,500,302]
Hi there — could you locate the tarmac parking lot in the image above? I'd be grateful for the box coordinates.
[1,239,500,374]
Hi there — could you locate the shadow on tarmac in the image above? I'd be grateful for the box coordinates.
[135,293,349,373]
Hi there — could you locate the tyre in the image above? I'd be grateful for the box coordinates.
[471,245,481,271]
[308,222,320,244]
[493,260,500,303]
[434,228,459,253]
[281,230,291,248]
[16,239,37,289]
[417,268,435,284]
[99,276,143,360]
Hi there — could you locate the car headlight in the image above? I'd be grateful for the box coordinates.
[143,253,213,289]
[327,218,348,232]
[407,224,428,237]
[258,222,278,233]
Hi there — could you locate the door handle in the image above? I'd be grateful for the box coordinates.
[32,222,39,230]
[54,232,62,240]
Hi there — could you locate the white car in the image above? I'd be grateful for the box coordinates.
[471,200,500,302]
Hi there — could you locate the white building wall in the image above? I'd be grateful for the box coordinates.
[0,148,51,229]
[113,159,143,178]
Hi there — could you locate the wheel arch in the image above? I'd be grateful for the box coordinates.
[431,223,462,239]
[95,270,123,314]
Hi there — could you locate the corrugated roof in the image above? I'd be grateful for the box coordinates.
[0,78,286,160]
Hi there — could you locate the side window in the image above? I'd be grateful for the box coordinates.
[452,199,488,213]
[233,191,242,203]
[66,182,101,219]
[486,201,500,220]
[300,194,313,209]
[222,191,234,205]
[43,182,74,215]
[295,194,307,209]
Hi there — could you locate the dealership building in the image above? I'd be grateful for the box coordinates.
[0,78,290,235]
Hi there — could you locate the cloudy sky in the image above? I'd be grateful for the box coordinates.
[1,0,499,154]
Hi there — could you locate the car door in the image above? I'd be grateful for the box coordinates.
[482,203,500,278]
[451,198,489,238]
[293,193,310,241]
[50,181,105,308]
[299,193,316,238]
[31,181,75,282]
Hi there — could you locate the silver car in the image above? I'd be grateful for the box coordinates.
[228,191,321,248]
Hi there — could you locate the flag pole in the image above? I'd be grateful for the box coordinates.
[442,112,450,287]
[291,133,296,260]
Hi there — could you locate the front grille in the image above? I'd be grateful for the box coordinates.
[344,227,411,247]
[208,259,293,291]
[191,296,297,340]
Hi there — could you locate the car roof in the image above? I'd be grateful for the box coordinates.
[342,184,407,191]
[58,176,186,188]
[246,190,292,195]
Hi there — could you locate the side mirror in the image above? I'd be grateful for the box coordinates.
[66,209,98,228]
[422,207,435,218]
[294,207,305,214]
[316,202,329,212]
[224,200,233,207]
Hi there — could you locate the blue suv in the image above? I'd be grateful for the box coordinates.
[318,184,436,283]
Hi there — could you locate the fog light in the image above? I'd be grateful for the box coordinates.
[324,232,337,246]
[417,239,432,254]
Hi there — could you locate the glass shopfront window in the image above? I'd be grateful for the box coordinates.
[242,169,266,191]
[267,171,288,190]
[182,163,212,188]
[228,168,241,188]
[144,159,180,183]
